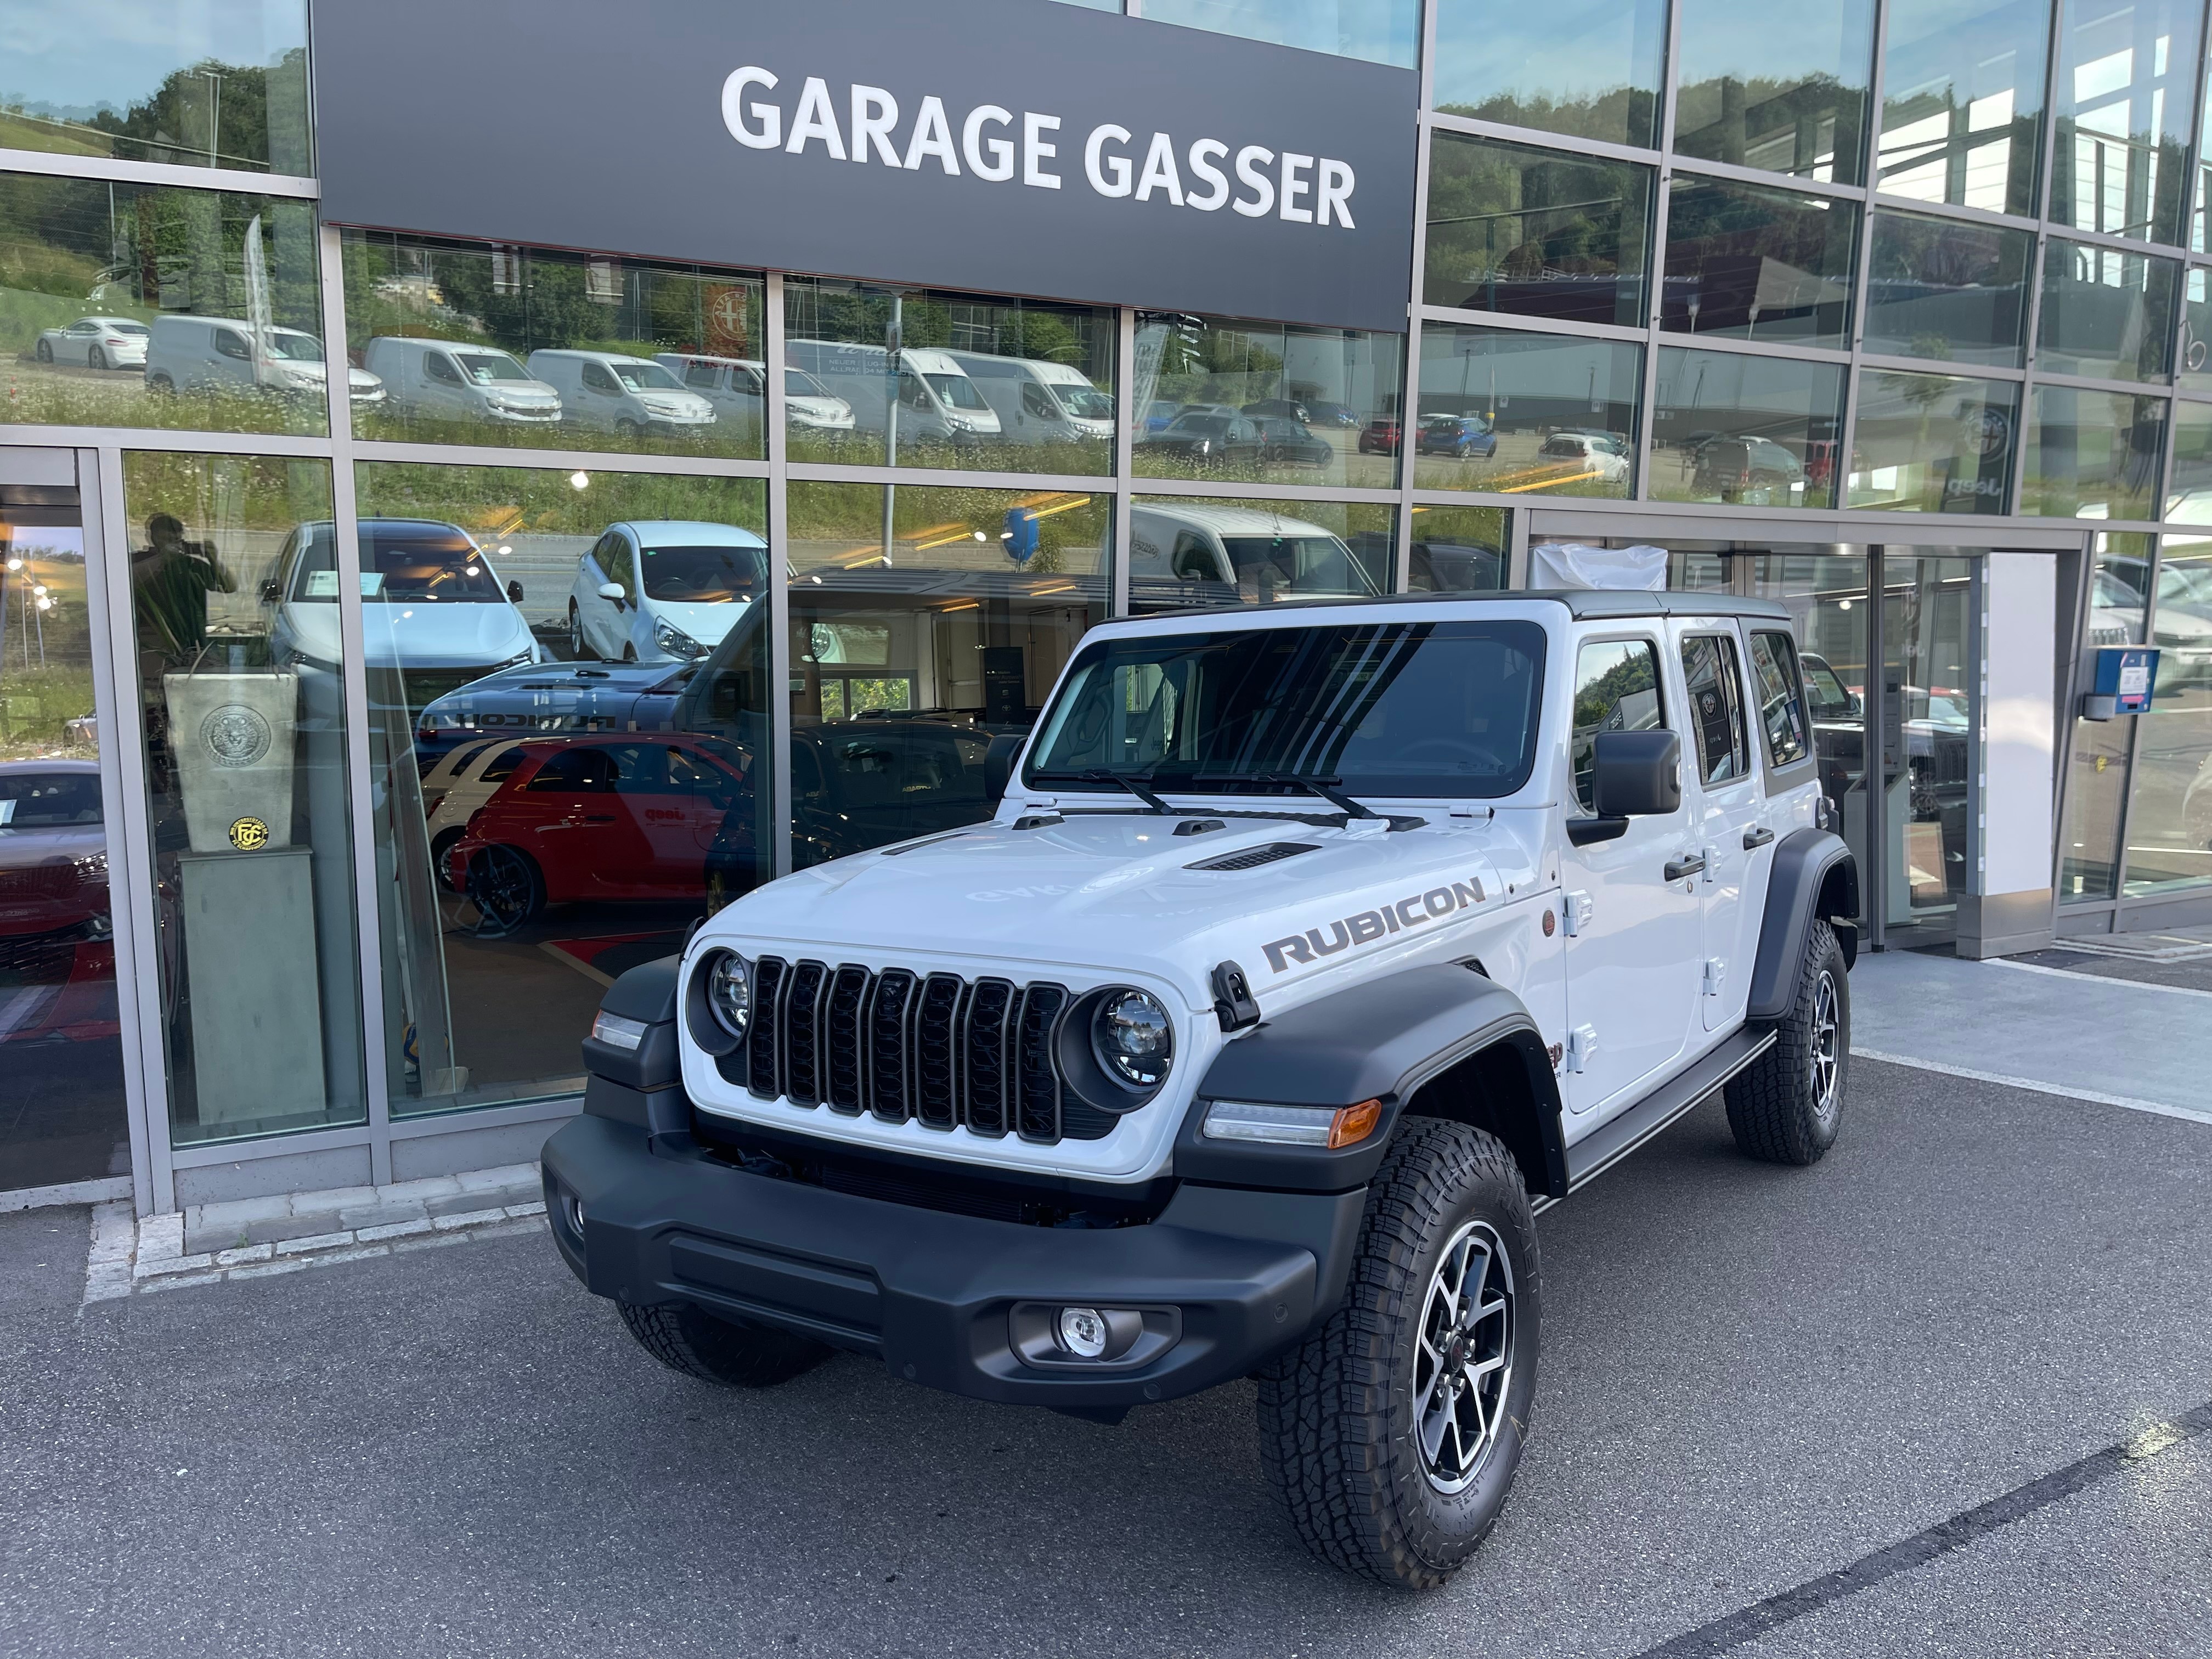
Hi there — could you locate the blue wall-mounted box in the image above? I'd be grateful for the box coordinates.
[2084,646,2159,719]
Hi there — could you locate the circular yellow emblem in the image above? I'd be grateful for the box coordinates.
[229,816,270,852]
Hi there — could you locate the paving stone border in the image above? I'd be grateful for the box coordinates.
[83,1163,551,1304]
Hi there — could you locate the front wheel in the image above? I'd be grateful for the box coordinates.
[1257,1119,1541,1590]
[464,844,543,935]
[35,339,52,363]
[1725,918,1849,1165]
[567,601,596,661]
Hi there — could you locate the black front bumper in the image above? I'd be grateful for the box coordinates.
[541,1113,1365,1408]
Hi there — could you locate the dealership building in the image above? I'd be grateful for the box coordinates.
[0,0,2206,1217]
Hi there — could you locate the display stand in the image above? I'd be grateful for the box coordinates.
[177,847,327,1126]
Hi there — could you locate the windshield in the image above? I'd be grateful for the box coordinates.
[613,362,682,392]
[1025,620,1547,800]
[1057,386,1114,420]
[924,373,989,410]
[456,351,530,383]
[0,771,101,826]
[294,523,507,603]
[267,330,324,361]
[1170,415,1232,435]
[638,543,766,603]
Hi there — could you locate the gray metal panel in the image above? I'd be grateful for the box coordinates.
[311,0,1418,332]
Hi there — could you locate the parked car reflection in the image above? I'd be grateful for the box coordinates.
[413,659,696,770]
[1127,503,1386,607]
[36,317,149,371]
[266,517,544,711]
[0,760,110,967]
[565,521,767,664]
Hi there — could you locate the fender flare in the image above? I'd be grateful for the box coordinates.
[1745,828,1859,1023]
[1179,962,1568,1198]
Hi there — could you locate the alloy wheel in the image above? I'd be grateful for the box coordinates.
[1413,1218,1515,1494]
[1809,969,1841,1124]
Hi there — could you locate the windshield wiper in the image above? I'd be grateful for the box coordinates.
[1025,768,1180,815]
[1194,771,1381,820]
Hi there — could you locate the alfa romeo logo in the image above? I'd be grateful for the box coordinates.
[1966,407,2012,459]
[201,703,273,770]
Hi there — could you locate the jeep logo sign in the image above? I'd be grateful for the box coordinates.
[1262,878,1488,973]
[311,0,1418,332]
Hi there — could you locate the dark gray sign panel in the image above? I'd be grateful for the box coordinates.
[312,0,1417,332]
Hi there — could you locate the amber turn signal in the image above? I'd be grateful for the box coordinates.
[1327,1098,1384,1148]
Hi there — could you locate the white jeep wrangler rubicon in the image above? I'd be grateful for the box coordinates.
[543,590,1858,1590]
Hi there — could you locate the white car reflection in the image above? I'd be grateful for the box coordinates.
[36,316,149,370]
[653,354,856,431]
[567,520,769,664]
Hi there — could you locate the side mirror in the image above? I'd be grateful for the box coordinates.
[598,582,625,608]
[981,732,1025,804]
[259,578,281,603]
[1592,729,1682,818]
[506,579,524,603]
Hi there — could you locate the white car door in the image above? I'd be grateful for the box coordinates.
[574,533,623,658]
[1558,631,1705,1116]
[1672,623,1767,1031]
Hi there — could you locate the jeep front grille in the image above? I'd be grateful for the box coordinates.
[730,958,1119,1143]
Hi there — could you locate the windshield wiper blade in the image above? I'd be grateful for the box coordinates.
[1195,771,1381,820]
[1024,768,1181,814]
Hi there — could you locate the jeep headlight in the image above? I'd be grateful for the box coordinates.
[1092,989,1172,1089]
[705,951,752,1037]
[653,617,706,658]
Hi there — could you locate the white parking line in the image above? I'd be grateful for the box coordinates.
[1853,1047,2212,1129]
[1983,956,2212,1002]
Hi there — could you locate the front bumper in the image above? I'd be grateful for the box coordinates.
[541,1112,1364,1408]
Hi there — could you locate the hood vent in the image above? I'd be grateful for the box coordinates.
[1186,841,1321,872]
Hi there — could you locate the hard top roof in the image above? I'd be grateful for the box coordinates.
[1094,589,1793,625]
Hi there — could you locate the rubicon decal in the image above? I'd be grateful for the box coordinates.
[723,70,1361,228]
[1261,878,1487,973]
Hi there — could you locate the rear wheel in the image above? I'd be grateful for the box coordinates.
[1257,1119,1540,1590]
[88,345,107,371]
[1725,918,1849,1165]
[618,1301,832,1387]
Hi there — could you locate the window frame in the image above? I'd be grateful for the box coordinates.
[1569,631,1671,816]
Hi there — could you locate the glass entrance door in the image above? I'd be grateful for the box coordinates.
[1,457,131,1197]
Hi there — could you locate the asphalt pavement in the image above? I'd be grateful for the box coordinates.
[3,1054,2209,1659]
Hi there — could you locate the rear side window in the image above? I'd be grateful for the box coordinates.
[479,745,529,784]
[1679,634,1751,786]
[1747,630,1811,768]
[1570,637,1666,814]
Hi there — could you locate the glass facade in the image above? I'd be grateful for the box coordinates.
[12,0,2212,1201]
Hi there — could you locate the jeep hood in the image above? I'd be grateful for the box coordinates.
[710,810,1533,1010]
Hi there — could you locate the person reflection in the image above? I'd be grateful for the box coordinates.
[131,512,236,659]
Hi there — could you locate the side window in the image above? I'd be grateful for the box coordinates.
[1570,637,1666,814]
[1679,634,1752,786]
[478,745,529,784]
[1170,533,1218,580]
[585,532,617,577]
[609,537,635,589]
[1747,631,1811,768]
[424,352,462,384]
[684,361,719,389]
[582,362,618,393]
[213,328,251,360]
[526,749,617,792]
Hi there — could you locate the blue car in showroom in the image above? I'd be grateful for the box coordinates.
[410,660,695,771]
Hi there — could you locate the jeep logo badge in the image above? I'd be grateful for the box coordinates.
[1260,877,1486,973]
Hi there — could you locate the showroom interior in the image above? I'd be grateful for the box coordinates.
[1,0,2209,1215]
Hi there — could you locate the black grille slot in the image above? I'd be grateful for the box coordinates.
[731,962,1122,1144]
[1014,984,1068,1142]
[866,969,916,1123]
[823,965,871,1114]
[783,960,828,1107]
[963,979,1015,1137]
[746,956,788,1099]
[914,973,964,1128]
[1185,840,1322,872]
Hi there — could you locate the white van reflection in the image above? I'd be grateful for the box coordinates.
[263,518,545,708]
[1127,503,1386,607]
[943,350,1112,445]
[782,340,1001,446]
[362,337,561,425]
[145,315,385,404]
[525,349,714,435]
[652,354,856,431]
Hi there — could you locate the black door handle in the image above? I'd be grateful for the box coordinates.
[1742,825,1776,849]
[1664,854,1706,882]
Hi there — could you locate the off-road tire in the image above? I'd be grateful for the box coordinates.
[618,1301,833,1387]
[1256,1119,1541,1591]
[1725,918,1849,1165]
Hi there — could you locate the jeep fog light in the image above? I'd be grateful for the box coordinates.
[1202,1098,1383,1148]
[1057,1306,1109,1357]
